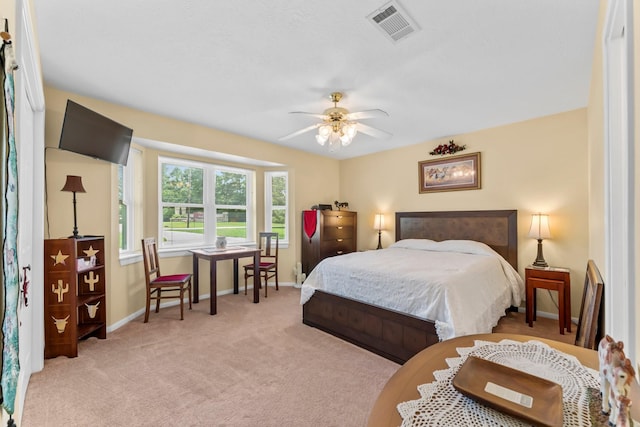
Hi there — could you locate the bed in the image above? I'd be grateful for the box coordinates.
[301,210,521,364]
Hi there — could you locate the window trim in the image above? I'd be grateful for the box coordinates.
[118,148,141,259]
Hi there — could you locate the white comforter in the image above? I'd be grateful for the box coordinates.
[300,239,524,341]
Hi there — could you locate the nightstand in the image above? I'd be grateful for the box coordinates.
[525,266,571,335]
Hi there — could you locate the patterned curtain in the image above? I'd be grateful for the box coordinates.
[0,20,20,422]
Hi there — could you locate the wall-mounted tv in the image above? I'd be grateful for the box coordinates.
[58,100,134,166]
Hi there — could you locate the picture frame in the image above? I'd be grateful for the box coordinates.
[418,152,481,193]
[574,260,604,349]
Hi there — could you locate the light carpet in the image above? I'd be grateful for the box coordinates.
[21,287,399,427]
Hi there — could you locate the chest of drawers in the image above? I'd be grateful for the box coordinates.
[301,210,357,275]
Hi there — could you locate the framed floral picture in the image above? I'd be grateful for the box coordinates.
[418,152,481,193]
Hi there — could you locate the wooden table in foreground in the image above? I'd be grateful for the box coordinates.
[366,333,599,427]
[190,247,261,315]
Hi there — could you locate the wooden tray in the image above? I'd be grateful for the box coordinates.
[452,356,563,427]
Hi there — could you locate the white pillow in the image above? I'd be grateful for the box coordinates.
[390,239,496,257]
[389,239,437,250]
[434,240,496,256]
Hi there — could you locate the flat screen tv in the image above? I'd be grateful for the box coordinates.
[58,100,133,166]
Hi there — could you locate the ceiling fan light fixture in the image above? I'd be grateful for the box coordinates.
[316,125,331,145]
[318,125,331,138]
[280,91,390,151]
[344,123,357,139]
[317,122,358,148]
[328,133,341,152]
[340,125,355,146]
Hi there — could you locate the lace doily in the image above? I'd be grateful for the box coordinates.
[397,339,600,427]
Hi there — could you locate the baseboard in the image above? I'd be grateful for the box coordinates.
[516,306,578,325]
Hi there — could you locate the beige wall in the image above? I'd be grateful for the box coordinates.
[44,86,340,326]
[588,0,607,275]
[1,2,15,33]
[340,109,589,317]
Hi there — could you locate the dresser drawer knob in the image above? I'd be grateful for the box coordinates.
[337,226,343,230]
[336,251,344,255]
[336,239,343,242]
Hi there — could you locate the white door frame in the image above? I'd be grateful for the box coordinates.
[9,0,46,424]
[602,0,636,362]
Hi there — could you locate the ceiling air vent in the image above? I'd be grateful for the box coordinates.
[367,1,420,44]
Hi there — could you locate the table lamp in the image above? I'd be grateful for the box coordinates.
[528,213,551,267]
[61,175,86,238]
[374,213,385,250]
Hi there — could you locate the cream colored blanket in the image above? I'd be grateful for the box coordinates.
[300,239,524,341]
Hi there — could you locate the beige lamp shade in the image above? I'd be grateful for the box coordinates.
[528,213,551,240]
[374,213,385,231]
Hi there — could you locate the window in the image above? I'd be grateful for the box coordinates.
[118,148,142,254]
[265,171,288,243]
[215,169,249,241]
[159,157,253,249]
[160,161,205,247]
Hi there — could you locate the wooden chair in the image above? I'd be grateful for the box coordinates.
[141,237,192,322]
[244,232,279,297]
[574,259,604,349]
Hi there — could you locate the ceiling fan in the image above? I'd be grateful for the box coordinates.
[279,92,391,151]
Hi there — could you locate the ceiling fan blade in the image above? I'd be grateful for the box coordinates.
[356,123,392,139]
[278,123,321,141]
[289,111,328,120]
[346,109,389,120]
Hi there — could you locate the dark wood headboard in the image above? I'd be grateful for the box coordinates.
[395,210,518,270]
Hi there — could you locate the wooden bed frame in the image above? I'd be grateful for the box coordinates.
[302,209,518,364]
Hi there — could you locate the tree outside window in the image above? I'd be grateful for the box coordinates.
[161,163,205,247]
[215,170,248,239]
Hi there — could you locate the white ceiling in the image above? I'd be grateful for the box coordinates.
[32,0,599,160]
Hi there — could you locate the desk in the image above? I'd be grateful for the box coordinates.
[366,333,598,427]
[190,247,261,315]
